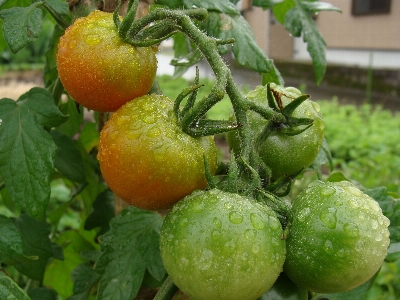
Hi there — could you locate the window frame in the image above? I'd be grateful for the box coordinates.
[352,0,392,16]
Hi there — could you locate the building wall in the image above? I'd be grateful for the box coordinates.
[318,0,400,50]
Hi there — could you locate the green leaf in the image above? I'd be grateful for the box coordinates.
[260,272,307,299]
[253,0,284,9]
[78,122,99,152]
[272,0,295,24]
[69,263,101,300]
[310,138,333,173]
[327,171,351,183]
[51,130,86,183]
[153,0,183,8]
[44,0,70,17]
[84,189,114,237]
[0,274,31,300]
[363,186,400,244]
[301,1,342,13]
[386,242,400,262]
[95,207,166,300]
[56,97,84,138]
[0,215,37,265]
[172,32,192,79]
[0,5,43,53]
[284,5,326,84]
[43,230,95,298]
[13,214,54,280]
[184,0,240,15]
[28,287,58,300]
[0,88,68,221]
[202,12,284,85]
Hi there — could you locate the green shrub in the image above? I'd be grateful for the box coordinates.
[319,99,400,193]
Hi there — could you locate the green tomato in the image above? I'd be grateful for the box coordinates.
[284,180,390,293]
[227,84,324,179]
[159,189,286,300]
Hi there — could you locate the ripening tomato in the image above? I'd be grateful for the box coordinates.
[284,180,390,293]
[97,94,218,210]
[160,189,286,300]
[57,10,157,112]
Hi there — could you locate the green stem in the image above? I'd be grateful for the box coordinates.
[41,2,69,30]
[153,276,179,300]
[52,77,64,106]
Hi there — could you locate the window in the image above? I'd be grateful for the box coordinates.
[352,0,391,15]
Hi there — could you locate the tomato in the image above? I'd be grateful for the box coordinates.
[159,189,286,300]
[284,180,390,293]
[57,10,157,112]
[227,84,324,179]
[97,94,218,210]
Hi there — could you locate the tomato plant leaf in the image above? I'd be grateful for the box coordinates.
[0,88,68,221]
[69,263,101,300]
[84,189,114,237]
[0,273,31,300]
[284,5,326,85]
[201,11,284,85]
[51,130,86,183]
[43,0,70,17]
[172,32,192,78]
[363,186,400,243]
[28,287,58,300]
[253,0,284,9]
[184,0,239,15]
[13,214,54,280]
[0,5,43,53]
[43,230,95,298]
[300,1,342,13]
[386,242,400,262]
[259,272,307,299]
[272,0,295,24]
[95,207,165,300]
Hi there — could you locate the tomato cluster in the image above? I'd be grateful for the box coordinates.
[57,12,390,298]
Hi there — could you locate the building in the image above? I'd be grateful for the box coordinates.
[241,0,400,69]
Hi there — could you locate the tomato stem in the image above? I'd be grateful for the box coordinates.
[153,276,179,300]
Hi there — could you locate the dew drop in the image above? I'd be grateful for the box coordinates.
[252,242,260,254]
[355,239,364,252]
[244,229,257,240]
[147,126,161,138]
[213,217,222,228]
[180,257,189,267]
[343,222,359,237]
[371,220,378,229]
[269,216,280,230]
[375,233,383,242]
[84,34,102,45]
[320,207,337,229]
[345,186,363,197]
[323,240,334,253]
[229,211,244,224]
[297,207,311,222]
[224,240,236,253]
[192,202,204,213]
[198,249,213,270]
[250,213,265,230]
[224,202,234,210]
[368,200,381,212]
[321,186,335,197]
[143,115,156,124]
[211,229,221,241]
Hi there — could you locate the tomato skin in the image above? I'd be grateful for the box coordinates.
[97,94,218,211]
[227,84,324,179]
[160,189,286,300]
[284,180,390,293]
[57,10,157,112]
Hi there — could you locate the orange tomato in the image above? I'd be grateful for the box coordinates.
[97,94,218,210]
[57,10,157,112]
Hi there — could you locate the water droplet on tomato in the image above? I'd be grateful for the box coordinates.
[321,186,335,197]
[244,229,257,240]
[211,229,221,241]
[229,211,243,224]
[343,222,359,237]
[224,202,234,210]
[320,207,337,229]
[252,242,260,253]
[250,213,265,230]
[213,217,222,228]
[323,240,334,253]
[192,202,204,213]
[198,249,213,270]
[371,219,378,229]
[147,126,161,138]
[84,34,102,45]
[297,207,311,222]
[345,186,363,197]
[143,115,156,124]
